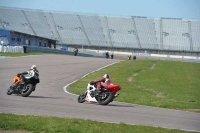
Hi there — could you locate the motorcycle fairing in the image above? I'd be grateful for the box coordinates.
[105,84,121,94]
[85,90,97,103]
[24,70,35,79]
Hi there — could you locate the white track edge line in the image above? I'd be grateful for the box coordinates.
[63,61,121,96]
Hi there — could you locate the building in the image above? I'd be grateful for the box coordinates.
[0,28,56,48]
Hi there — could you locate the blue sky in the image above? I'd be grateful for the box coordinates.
[0,0,200,19]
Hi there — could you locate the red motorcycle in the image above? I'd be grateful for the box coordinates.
[78,81,121,105]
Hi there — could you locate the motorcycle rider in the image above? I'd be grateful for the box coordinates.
[128,55,131,60]
[10,65,38,89]
[90,74,112,93]
[73,47,78,56]
[105,51,109,59]
[19,65,39,83]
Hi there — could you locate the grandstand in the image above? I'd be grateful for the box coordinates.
[0,7,199,55]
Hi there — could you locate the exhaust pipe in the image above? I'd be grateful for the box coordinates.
[114,93,119,98]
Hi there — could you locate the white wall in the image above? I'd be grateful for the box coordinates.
[0,46,24,53]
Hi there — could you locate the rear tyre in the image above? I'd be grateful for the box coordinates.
[7,87,13,95]
[21,84,33,97]
[98,91,114,105]
[78,92,87,103]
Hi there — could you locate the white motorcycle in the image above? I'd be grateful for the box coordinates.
[78,81,121,105]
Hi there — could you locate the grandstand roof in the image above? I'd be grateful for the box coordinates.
[0,6,199,21]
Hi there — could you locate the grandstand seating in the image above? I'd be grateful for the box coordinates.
[0,7,200,52]
[51,12,89,46]
[105,16,139,48]
[80,14,107,47]
[99,16,112,47]
[0,20,3,29]
[162,19,190,51]
[134,18,158,49]
[0,8,34,35]
[191,21,200,52]
[24,10,53,39]
[44,12,62,44]
[154,19,161,49]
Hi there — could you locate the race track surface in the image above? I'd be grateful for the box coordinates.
[0,54,200,132]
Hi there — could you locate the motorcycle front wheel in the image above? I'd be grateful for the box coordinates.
[7,87,13,95]
[98,91,114,105]
[78,92,87,103]
[21,84,33,97]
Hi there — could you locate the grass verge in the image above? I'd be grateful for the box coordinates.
[0,113,191,133]
[0,52,45,57]
[68,60,200,111]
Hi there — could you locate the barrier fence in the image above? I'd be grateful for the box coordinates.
[0,46,97,57]
[1,46,199,60]
[26,46,95,57]
[0,46,24,53]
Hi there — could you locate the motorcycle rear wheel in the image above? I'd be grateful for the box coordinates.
[21,84,33,97]
[98,91,114,105]
[78,92,87,103]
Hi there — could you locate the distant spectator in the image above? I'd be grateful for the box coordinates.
[128,55,131,60]
[105,51,109,59]
[133,56,136,60]
[102,52,105,57]
[110,51,114,59]
[110,53,114,59]
[73,47,78,56]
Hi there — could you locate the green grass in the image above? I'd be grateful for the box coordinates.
[0,113,190,133]
[0,52,46,57]
[68,60,200,111]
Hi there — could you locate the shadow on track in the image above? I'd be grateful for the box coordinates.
[106,103,134,108]
[82,102,135,108]
[28,95,62,99]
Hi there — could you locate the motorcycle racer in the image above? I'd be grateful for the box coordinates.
[78,74,121,105]
[91,74,113,92]
[7,65,40,97]
[11,65,39,89]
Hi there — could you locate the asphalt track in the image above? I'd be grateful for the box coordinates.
[0,54,200,132]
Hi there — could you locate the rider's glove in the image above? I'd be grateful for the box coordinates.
[17,73,21,76]
[101,78,105,82]
[90,81,95,85]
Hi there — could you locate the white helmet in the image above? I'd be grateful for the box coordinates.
[31,65,37,69]
[103,74,110,78]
